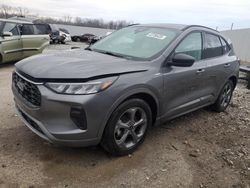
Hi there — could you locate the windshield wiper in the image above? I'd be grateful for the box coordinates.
[103,51,126,58]
[95,49,129,59]
[88,48,131,59]
[85,47,92,51]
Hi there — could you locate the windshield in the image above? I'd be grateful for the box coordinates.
[91,26,179,60]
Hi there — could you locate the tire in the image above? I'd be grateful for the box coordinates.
[101,99,152,156]
[212,80,234,112]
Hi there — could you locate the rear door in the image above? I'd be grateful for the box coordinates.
[0,22,22,63]
[203,33,233,98]
[21,24,49,58]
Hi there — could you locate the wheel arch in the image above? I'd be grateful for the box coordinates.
[215,74,238,102]
[125,93,158,125]
[229,75,237,89]
[97,88,161,140]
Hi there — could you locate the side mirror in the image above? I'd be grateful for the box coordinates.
[168,53,195,67]
[2,31,13,37]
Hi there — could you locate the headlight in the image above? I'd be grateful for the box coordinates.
[45,77,118,95]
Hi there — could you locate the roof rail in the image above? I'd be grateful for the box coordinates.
[182,25,219,33]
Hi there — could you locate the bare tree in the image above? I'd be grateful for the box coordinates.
[17,6,29,17]
[63,15,72,23]
[0,4,13,18]
[75,17,82,25]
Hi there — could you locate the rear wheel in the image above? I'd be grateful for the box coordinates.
[101,99,152,156]
[212,80,234,112]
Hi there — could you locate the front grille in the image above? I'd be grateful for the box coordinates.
[13,72,41,107]
[19,109,44,135]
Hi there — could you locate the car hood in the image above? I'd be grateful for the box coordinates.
[16,50,149,80]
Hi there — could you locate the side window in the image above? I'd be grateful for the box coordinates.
[22,24,35,35]
[203,33,223,58]
[0,21,5,34]
[175,32,202,61]
[3,22,19,36]
[220,37,231,54]
[33,24,50,35]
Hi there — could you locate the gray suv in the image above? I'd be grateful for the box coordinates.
[12,24,239,155]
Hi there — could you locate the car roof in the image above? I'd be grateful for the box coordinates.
[136,23,218,33]
[0,18,32,24]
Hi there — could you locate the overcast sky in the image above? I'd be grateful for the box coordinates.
[2,0,250,30]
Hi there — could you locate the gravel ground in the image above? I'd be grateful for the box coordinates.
[0,44,250,188]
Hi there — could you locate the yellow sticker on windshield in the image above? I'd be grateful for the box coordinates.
[146,33,167,40]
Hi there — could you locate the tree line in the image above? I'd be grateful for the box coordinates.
[0,4,134,29]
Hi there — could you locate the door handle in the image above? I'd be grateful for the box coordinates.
[224,63,231,68]
[196,69,205,74]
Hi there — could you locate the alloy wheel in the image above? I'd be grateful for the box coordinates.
[114,107,148,149]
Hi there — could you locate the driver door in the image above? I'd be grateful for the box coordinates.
[162,32,209,119]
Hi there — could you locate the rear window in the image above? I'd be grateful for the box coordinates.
[203,33,223,59]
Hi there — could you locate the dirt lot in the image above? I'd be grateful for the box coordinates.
[0,44,250,188]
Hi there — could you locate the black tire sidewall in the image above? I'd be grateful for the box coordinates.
[101,98,152,156]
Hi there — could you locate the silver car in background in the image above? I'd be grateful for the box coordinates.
[0,18,49,64]
[12,24,239,155]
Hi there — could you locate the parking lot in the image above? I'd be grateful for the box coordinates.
[0,43,250,188]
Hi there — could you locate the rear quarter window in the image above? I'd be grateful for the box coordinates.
[220,37,231,54]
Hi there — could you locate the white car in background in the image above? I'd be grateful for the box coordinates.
[59,28,72,42]
[49,24,71,44]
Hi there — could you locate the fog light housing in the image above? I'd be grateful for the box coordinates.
[70,106,87,130]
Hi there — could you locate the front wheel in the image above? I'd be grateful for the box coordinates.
[212,80,234,112]
[101,99,152,156]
